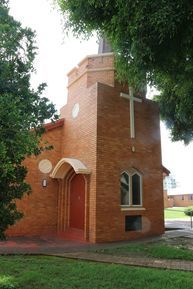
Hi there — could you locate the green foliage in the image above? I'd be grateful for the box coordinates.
[57,0,193,143]
[0,276,15,289]
[0,1,57,239]
[184,206,193,217]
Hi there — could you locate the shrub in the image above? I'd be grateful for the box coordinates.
[184,207,193,217]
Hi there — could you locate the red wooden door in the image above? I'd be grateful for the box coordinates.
[69,174,85,230]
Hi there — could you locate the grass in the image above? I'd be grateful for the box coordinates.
[95,241,193,261]
[1,255,193,289]
[164,207,188,219]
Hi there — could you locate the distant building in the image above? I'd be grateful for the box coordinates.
[162,166,171,208]
[167,189,193,207]
[162,173,193,208]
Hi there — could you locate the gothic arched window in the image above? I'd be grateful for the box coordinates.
[120,172,130,205]
[120,170,142,206]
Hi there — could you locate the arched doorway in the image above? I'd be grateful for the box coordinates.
[50,158,91,241]
[69,174,85,230]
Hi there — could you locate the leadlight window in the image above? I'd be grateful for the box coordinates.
[132,174,141,205]
[120,170,142,206]
[121,172,130,205]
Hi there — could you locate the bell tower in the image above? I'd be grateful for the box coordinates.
[98,37,113,54]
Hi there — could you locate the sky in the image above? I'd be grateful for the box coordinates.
[9,0,193,194]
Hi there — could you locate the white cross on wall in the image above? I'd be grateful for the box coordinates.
[120,87,142,138]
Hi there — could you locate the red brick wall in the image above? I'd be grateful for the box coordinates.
[7,53,164,243]
[172,194,193,207]
[164,190,170,208]
[59,53,118,242]
[95,82,164,242]
[60,83,98,243]
[7,125,63,237]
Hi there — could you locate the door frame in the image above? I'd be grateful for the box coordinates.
[57,169,89,241]
[69,173,85,230]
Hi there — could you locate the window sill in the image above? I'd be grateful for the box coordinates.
[121,206,146,211]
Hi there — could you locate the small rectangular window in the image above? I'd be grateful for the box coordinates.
[125,215,142,231]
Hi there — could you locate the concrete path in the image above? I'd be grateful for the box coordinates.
[0,231,183,255]
[165,218,193,230]
[164,227,193,238]
[1,229,193,272]
[0,236,92,254]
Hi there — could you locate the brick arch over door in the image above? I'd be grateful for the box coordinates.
[50,157,91,179]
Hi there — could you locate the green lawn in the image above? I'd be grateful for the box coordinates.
[1,255,193,289]
[164,207,188,219]
[95,241,193,261]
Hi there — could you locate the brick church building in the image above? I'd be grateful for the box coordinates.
[7,45,164,243]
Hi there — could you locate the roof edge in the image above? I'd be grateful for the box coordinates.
[44,118,64,131]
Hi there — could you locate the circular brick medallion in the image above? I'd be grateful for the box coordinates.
[38,159,53,174]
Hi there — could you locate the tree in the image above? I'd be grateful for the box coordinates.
[57,0,193,143]
[0,1,57,239]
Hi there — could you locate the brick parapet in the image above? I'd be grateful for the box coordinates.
[67,53,115,89]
